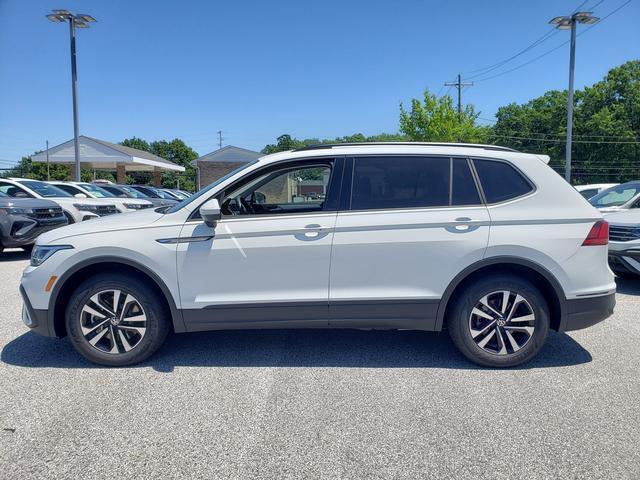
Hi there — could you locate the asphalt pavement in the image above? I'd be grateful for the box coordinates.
[1,249,639,479]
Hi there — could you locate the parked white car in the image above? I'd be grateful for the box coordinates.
[0,178,118,223]
[575,183,618,200]
[47,181,153,212]
[589,181,640,213]
[20,143,615,368]
[606,209,640,277]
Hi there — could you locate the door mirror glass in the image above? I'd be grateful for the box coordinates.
[74,193,88,199]
[200,198,222,228]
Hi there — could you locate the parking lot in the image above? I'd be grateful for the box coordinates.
[0,249,638,479]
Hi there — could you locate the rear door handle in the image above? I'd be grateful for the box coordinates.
[452,217,474,232]
[303,224,330,231]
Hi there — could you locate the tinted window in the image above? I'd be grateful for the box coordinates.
[55,184,82,196]
[451,158,481,205]
[578,188,598,199]
[351,157,449,210]
[473,159,533,203]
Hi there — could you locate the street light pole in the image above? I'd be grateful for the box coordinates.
[549,11,599,183]
[47,10,96,182]
[565,21,577,183]
[69,19,81,181]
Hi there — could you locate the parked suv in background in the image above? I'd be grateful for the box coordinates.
[0,178,118,223]
[128,185,179,204]
[606,209,640,277]
[20,143,615,367]
[98,184,177,208]
[47,181,153,212]
[0,191,67,253]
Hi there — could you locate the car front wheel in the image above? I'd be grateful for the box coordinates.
[448,275,550,368]
[65,273,170,366]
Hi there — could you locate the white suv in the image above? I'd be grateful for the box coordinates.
[0,178,118,223]
[20,143,616,367]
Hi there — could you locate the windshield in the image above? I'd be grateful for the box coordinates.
[590,183,640,207]
[113,185,147,198]
[167,160,260,213]
[79,183,116,198]
[150,187,177,200]
[17,180,72,198]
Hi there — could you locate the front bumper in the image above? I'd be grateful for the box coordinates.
[562,292,616,332]
[1,214,68,247]
[608,250,640,276]
[20,285,55,337]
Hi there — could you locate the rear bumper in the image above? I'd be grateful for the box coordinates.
[20,285,55,337]
[562,292,616,332]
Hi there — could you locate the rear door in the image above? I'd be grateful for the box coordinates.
[328,156,490,329]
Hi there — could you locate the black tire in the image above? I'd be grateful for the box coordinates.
[65,273,170,366]
[63,211,75,224]
[448,274,550,368]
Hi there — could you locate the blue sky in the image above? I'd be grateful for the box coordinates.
[0,0,638,165]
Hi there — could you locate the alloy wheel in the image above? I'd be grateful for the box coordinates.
[468,290,536,355]
[79,289,147,354]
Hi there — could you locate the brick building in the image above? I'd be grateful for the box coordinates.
[190,145,262,190]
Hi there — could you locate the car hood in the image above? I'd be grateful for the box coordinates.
[605,209,640,225]
[47,197,112,207]
[0,197,61,209]
[36,207,166,244]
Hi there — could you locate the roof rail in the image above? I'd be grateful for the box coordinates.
[292,142,518,153]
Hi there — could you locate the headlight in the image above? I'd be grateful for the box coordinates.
[30,245,73,267]
[0,207,33,215]
[123,203,148,210]
[73,203,99,212]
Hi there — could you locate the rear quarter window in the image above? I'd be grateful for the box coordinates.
[473,159,534,204]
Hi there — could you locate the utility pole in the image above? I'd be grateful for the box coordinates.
[46,140,50,180]
[549,11,599,183]
[444,74,474,120]
[217,130,223,149]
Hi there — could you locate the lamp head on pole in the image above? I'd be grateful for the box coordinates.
[46,9,97,27]
[549,11,599,30]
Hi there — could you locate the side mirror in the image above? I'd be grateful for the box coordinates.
[74,193,88,199]
[200,198,222,228]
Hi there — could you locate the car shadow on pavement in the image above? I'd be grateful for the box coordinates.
[615,276,640,295]
[0,250,30,262]
[2,329,591,372]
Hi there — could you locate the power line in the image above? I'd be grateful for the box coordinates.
[471,0,631,83]
[461,0,591,79]
[490,133,640,144]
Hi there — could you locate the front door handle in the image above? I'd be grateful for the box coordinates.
[303,224,330,231]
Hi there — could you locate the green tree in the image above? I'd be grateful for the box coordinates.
[399,89,486,143]
[489,61,640,183]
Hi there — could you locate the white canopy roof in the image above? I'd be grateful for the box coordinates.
[32,136,185,172]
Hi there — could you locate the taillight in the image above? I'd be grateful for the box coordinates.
[582,220,609,246]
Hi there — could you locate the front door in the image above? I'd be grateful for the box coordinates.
[328,156,490,329]
[177,159,340,330]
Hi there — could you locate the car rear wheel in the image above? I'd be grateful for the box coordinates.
[448,275,550,368]
[65,273,170,366]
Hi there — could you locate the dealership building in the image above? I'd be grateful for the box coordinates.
[190,145,262,190]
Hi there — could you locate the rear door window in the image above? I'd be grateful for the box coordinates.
[351,156,450,210]
[473,159,533,203]
[451,158,481,206]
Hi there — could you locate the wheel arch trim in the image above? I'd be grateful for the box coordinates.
[48,255,186,335]
[434,256,567,331]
